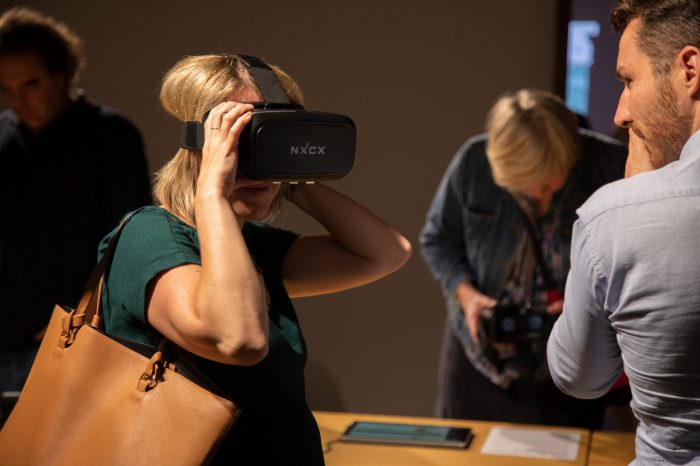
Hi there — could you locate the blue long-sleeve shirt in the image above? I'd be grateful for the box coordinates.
[548,130,700,465]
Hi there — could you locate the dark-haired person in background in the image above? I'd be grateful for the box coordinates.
[0,7,150,391]
[548,1,700,463]
[420,89,627,429]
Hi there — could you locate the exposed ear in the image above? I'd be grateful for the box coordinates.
[679,46,700,98]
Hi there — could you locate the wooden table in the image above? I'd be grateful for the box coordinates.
[314,411,591,466]
[588,431,636,466]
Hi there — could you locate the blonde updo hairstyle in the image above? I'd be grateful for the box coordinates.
[485,89,579,193]
[154,54,304,225]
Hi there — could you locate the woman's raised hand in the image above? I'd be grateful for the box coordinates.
[197,101,254,200]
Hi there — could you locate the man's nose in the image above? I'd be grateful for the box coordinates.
[614,91,631,128]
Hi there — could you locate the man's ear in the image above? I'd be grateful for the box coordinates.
[679,46,700,98]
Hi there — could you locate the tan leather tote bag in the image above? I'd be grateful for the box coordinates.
[0,216,240,465]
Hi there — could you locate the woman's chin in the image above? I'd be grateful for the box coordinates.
[233,203,270,221]
[232,185,280,221]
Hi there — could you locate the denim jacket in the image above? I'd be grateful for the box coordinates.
[419,129,626,386]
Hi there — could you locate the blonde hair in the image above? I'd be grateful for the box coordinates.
[485,89,579,192]
[153,54,304,225]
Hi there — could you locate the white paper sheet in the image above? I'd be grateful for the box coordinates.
[480,426,582,461]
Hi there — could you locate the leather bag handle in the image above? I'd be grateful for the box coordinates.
[59,211,174,391]
[74,213,135,326]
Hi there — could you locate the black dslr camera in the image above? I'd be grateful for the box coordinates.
[481,303,555,344]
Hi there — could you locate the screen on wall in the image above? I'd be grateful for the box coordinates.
[565,0,622,137]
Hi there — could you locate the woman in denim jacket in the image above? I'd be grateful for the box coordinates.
[420,89,626,428]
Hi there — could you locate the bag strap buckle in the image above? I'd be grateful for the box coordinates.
[137,351,167,392]
[58,310,86,348]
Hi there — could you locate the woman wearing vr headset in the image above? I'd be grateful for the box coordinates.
[97,54,411,465]
[420,89,626,429]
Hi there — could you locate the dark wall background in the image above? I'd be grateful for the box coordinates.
[5,0,562,416]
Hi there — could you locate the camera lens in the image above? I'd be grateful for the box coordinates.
[528,314,544,331]
[499,316,517,334]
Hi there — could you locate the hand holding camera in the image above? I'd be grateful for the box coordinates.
[547,299,564,314]
[455,281,497,344]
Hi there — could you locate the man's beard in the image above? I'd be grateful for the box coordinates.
[634,77,693,169]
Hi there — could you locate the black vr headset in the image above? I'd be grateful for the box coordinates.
[180,55,356,183]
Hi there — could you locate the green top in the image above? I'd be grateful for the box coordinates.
[99,206,324,465]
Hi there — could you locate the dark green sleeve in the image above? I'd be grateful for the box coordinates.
[100,208,200,340]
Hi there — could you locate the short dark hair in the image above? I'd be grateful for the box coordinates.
[0,7,85,84]
[611,0,700,75]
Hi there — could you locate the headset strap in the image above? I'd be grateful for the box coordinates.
[237,55,291,105]
[180,121,205,150]
[180,55,293,150]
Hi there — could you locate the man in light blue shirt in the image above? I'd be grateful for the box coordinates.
[548,1,700,464]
